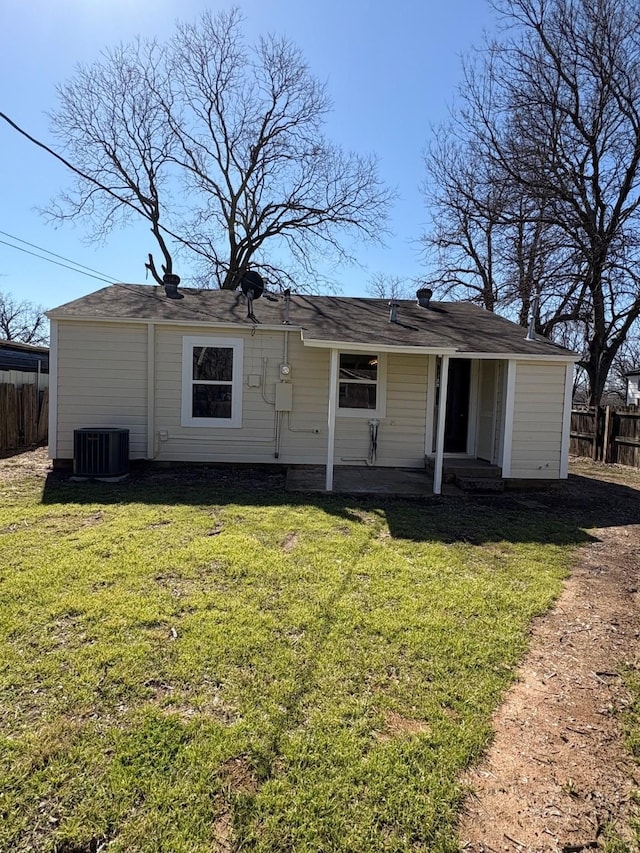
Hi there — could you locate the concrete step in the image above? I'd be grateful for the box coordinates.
[447,464,502,478]
[455,476,505,492]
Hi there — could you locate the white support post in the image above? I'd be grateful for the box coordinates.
[433,355,450,495]
[501,359,517,478]
[47,320,58,460]
[560,361,574,478]
[326,348,338,491]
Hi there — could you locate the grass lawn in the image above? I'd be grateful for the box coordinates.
[0,467,584,853]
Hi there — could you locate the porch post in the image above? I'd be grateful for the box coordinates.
[501,359,517,478]
[433,355,450,495]
[326,348,338,491]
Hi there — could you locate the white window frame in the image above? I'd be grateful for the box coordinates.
[336,351,387,418]
[181,336,244,428]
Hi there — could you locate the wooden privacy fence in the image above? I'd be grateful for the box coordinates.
[570,405,640,468]
[0,383,48,452]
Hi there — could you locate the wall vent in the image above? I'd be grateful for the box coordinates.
[73,428,129,477]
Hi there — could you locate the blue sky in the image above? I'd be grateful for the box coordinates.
[0,0,497,312]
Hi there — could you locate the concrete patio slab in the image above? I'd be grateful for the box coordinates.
[286,466,444,497]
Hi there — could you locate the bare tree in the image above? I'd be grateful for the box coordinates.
[0,292,49,345]
[424,0,640,405]
[49,40,177,284]
[46,9,393,290]
[366,273,415,300]
[424,123,507,313]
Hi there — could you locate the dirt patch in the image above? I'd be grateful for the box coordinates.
[281,531,298,552]
[374,709,431,741]
[0,445,50,481]
[212,756,259,853]
[459,461,640,852]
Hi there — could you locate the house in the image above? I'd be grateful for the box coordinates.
[46,283,577,493]
[624,369,640,406]
[0,339,49,389]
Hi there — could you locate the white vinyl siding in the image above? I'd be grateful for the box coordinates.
[54,321,148,459]
[155,327,327,464]
[509,361,566,478]
[334,353,428,467]
[52,317,569,480]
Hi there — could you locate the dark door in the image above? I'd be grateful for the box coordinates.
[444,359,471,452]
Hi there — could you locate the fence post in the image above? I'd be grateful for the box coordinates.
[592,407,600,460]
[602,405,612,463]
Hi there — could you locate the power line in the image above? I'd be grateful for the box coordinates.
[0,229,121,282]
[0,238,117,284]
[0,111,206,262]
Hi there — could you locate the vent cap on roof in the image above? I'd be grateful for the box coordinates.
[163,273,182,299]
[416,287,433,308]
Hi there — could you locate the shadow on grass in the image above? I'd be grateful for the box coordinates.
[40,464,638,547]
[249,560,357,782]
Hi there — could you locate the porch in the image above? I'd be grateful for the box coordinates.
[287,459,504,496]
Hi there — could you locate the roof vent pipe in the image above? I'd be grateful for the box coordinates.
[416,287,433,308]
[283,288,291,325]
[525,292,541,341]
[163,273,181,299]
[388,299,400,323]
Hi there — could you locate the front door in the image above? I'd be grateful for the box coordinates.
[444,359,471,452]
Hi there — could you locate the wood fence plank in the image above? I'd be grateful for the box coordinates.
[22,384,37,445]
[0,384,8,450]
[571,405,639,470]
[37,388,49,443]
[0,382,47,451]
[6,385,19,450]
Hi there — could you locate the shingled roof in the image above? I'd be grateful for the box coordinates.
[48,284,576,359]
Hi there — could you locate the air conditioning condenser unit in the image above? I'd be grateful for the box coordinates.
[73,428,129,477]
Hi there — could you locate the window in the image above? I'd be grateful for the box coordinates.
[181,336,243,427]
[337,352,386,417]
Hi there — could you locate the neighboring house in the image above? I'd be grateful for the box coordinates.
[0,339,49,389]
[625,369,640,405]
[46,284,577,493]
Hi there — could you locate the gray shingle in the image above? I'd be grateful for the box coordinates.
[48,284,575,358]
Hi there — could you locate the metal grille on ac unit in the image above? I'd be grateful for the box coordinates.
[73,428,129,477]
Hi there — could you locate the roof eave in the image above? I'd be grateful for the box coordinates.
[301,335,577,360]
[47,312,301,334]
[300,335,458,355]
